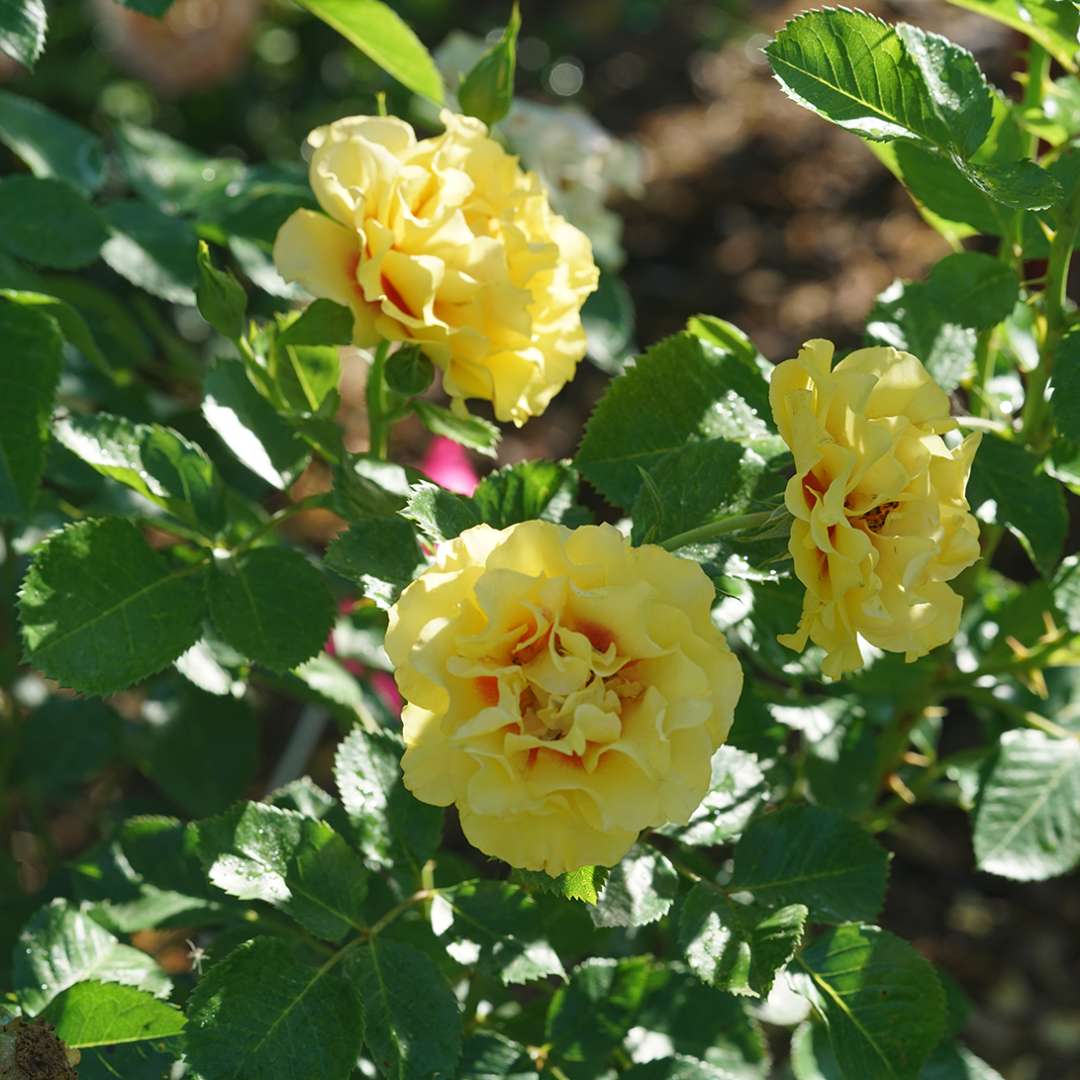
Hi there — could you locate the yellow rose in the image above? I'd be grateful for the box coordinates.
[770,340,982,678]
[273,110,598,426]
[385,520,743,875]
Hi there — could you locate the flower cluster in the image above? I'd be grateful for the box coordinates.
[385,521,743,874]
[770,340,982,677]
[273,110,598,425]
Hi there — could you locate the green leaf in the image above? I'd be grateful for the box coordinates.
[203,358,312,489]
[865,281,977,392]
[635,965,771,1077]
[458,3,520,127]
[292,0,444,103]
[115,123,244,214]
[1054,554,1080,635]
[39,981,185,1050]
[794,925,946,1080]
[577,332,775,509]
[921,1042,1006,1080]
[968,433,1067,577]
[325,516,424,608]
[677,885,806,997]
[384,344,435,397]
[347,937,462,1080]
[686,315,773,421]
[973,728,1080,881]
[511,864,610,905]
[101,200,198,305]
[412,399,499,457]
[789,1020,842,1080]
[186,937,363,1080]
[766,9,958,147]
[0,89,104,192]
[0,299,61,519]
[665,746,768,846]
[207,547,335,672]
[118,815,213,900]
[0,0,45,69]
[332,453,415,520]
[547,956,651,1064]
[401,480,482,543]
[0,176,107,269]
[269,299,351,412]
[589,845,679,928]
[13,899,171,1016]
[1052,329,1080,441]
[2,288,115,379]
[584,270,635,372]
[961,158,1064,211]
[893,23,993,158]
[196,801,368,940]
[15,697,122,800]
[459,1031,536,1079]
[767,9,1060,211]
[944,0,1079,72]
[53,412,226,536]
[630,437,773,545]
[19,518,206,695]
[729,805,891,924]
[130,685,258,817]
[473,460,583,528]
[196,241,246,341]
[925,252,1020,331]
[334,725,443,871]
[436,880,565,985]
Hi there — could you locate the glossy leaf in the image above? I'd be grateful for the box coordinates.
[19,518,206,695]
[13,899,170,1016]
[794,925,946,1080]
[39,981,185,1049]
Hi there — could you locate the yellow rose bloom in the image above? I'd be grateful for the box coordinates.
[384,520,743,875]
[770,340,981,678]
[272,110,599,426]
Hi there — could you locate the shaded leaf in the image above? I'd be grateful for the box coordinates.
[185,937,363,1080]
[0,89,104,192]
[101,200,198,305]
[347,937,462,1080]
[325,516,425,608]
[0,175,107,270]
[729,804,890,924]
[207,546,335,672]
[590,845,679,928]
[0,299,62,518]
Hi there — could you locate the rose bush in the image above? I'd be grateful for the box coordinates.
[2,2,1079,1079]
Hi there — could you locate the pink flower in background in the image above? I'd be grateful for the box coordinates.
[421,436,479,496]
